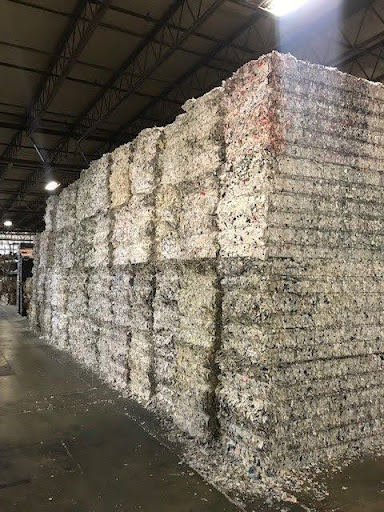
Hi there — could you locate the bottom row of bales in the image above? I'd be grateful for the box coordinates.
[32,256,220,443]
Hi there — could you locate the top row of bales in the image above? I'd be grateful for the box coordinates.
[44,87,225,265]
[44,49,384,264]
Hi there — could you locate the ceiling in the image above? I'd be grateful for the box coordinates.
[0,0,382,232]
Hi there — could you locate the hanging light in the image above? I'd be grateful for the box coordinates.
[3,220,12,227]
[260,0,312,16]
[45,180,60,191]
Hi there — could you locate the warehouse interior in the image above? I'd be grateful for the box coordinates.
[0,0,384,511]
[0,0,383,232]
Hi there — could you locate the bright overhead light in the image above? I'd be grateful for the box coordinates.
[45,180,60,191]
[3,220,12,227]
[260,0,311,16]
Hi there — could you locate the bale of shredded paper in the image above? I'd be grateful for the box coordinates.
[99,324,130,391]
[109,143,132,209]
[30,51,384,487]
[44,195,58,231]
[76,154,110,220]
[112,195,154,266]
[88,269,112,323]
[56,182,78,231]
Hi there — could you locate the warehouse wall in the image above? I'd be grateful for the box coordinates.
[30,52,384,478]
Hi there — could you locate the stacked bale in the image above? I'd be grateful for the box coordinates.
[153,89,224,440]
[0,277,16,305]
[76,155,110,221]
[38,229,55,270]
[153,264,180,415]
[265,54,384,470]
[153,262,220,440]
[67,270,89,360]
[216,54,278,476]
[156,89,222,261]
[29,52,384,481]
[111,129,161,266]
[47,181,76,354]
[109,142,132,210]
[36,196,58,336]
[29,234,41,331]
[174,263,219,439]
[217,258,274,475]
[72,155,111,376]
[92,213,111,268]
[128,264,154,401]
[50,269,68,349]
[54,182,78,269]
[33,156,113,375]
[216,52,384,477]
[109,128,162,399]
[99,323,130,390]
[56,181,77,230]
[44,195,58,232]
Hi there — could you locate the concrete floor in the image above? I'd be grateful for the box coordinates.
[1,305,384,512]
[0,305,239,512]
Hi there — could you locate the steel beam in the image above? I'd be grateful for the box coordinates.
[6,1,261,73]
[0,119,114,144]
[107,11,265,150]
[0,0,110,211]
[49,0,226,165]
[0,1,110,173]
[7,0,228,212]
[4,0,227,209]
[106,0,373,149]
[332,4,384,81]
[0,59,183,107]
[0,158,83,172]
[0,190,49,198]
[4,0,376,225]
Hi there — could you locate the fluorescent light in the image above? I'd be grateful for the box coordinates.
[3,220,12,227]
[260,0,311,16]
[45,180,60,191]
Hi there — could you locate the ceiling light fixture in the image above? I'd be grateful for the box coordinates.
[45,180,60,191]
[3,220,12,227]
[260,0,311,16]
